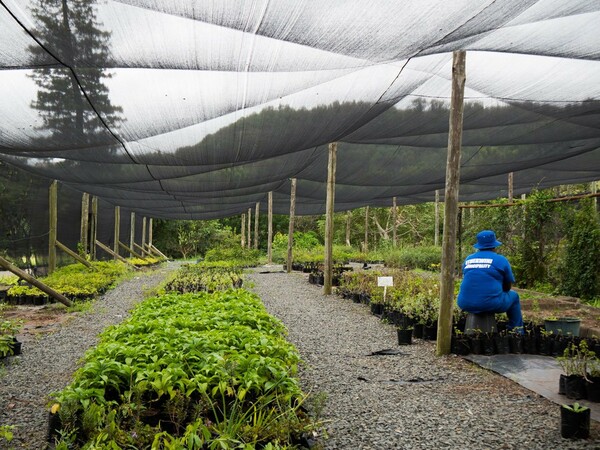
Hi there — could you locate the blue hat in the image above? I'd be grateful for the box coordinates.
[474,230,502,249]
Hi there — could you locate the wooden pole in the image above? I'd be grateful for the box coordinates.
[48,180,57,274]
[364,206,369,253]
[254,202,260,249]
[150,244,168,260]
[592,181,598,212]
[80,192,89,255]
[267,192,273,264]
[324,142,337,295]
[435,190,440,246]
[345,211,351,247]
[113,206,120,259]
[96,240,139,269]
[148,218,153,248]
[119,241,144,259]
[437,50,466,357]
[241,213,246,247]
[286,178,297,273]
[247,208,252,249]
[91,196,98,260]
[392,197,397,248]
[0,256,72,307]
[56,240,94,269]
[129,212,136,257]
[508,172,514,203]
[141,217,147,256]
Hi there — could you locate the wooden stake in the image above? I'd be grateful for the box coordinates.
[241,213,246,247]
[129,212,136,257]
[96,240,139,269]
[435,189,440,246]
[286,178,297,273]
[91,196,98,260]
[148,218,153,248]
[56,240,94,269]
[80,192,89,255]
[392,197,397,248]
[113,206,120,259]
[364,206,369,253]
[268,192,273,264]
[119,241,144,259]
[247,208,252,249]
[324,142,337,295]
[254,202,260,249]
[48,180,57,274]
[141,217,147,256]
[437,50,466,357]
[0,255,72,307]
[508,172,514,203]
[345,211,351,247]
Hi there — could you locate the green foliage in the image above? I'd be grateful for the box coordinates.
[7,261,131,301]
[51,290,314,448]
[382,245,442,271]
[559,200,600,299]
[204,246,260,267]
[163,263,244,293]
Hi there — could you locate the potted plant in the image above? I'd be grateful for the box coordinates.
[585,357,600,402]
[545,316,581,337]
[451,327,471,355]
[560,402,590,439]
[558,341,595,400]
[396,324,413,346]
[0,317,23,358]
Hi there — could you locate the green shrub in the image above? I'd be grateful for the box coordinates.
[383,245,442,271]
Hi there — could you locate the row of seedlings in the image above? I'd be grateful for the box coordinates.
[49,262,317,448]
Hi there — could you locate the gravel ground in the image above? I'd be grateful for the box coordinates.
[0,261,179,449]
[248,267,600,450]
[2,262,598,449]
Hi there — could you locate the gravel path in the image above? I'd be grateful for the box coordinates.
[0,261,179,449]
[248,267,600,450]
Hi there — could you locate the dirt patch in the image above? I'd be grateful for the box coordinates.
[518,289,600,337]
[3,304,75,344]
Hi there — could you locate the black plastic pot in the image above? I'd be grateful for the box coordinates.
[397,328,413,345]
[559,374,568,395]
[493,334,510,354]
[565,375,587,400]
[423,322,438,341]
[585,377,600,402]
[413,324,424,339]
[370,303,384,316]
[508,335,523,354]
[470,337,483,355]
[451,336,471,355]
[560,404,590,439]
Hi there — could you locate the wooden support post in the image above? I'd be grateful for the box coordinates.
[435,189,440,246]
[141,217,147,256]
[148,218,153,248]
[247,208,252,249]
[241,213,246,248]
[364,206,369,253]
[56,240,94,269]
[150,244,168,260]
[91,196,98,260]
[345,211,351,246]
[392,197,397,248]
[113,206,120,259]
[437,50,466,357]
[48,180,58,274]
[0,256,72,307]
[254,202,260,250]
[119,241,144,259]
[508,172,514,203]
[592,181,598,212]
[267,192,273,264]
[324,142,337,295]
[80,192,89,255]
[96,240,139,269]
[286,178,297,273]
[129,212,136,257]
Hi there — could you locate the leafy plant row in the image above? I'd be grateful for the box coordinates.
[338,269,460,325]
[50,290,314,449]
[6,261,132,302]
[162,263,244,293]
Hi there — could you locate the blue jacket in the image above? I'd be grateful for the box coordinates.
[457,250,515,312]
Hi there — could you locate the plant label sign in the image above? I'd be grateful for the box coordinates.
[377,277,393,287]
